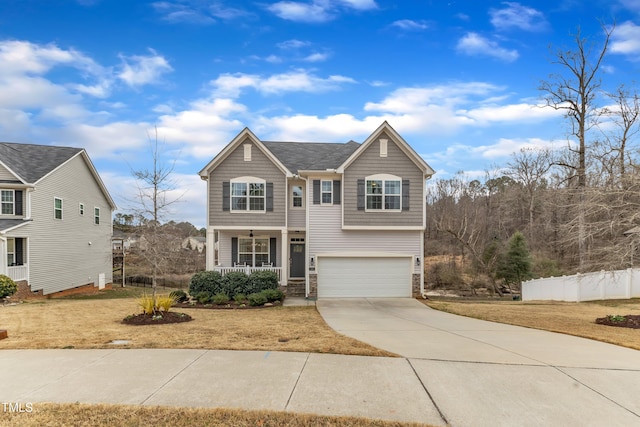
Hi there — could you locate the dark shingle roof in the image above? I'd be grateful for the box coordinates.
[0,218,32,233]
[262,140,360,173]
[0,142,83,183]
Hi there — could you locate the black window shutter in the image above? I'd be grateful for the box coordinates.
[222,182,230,211]
[402,179,410,211]
[14,190,23,216]
[231,237,238,265]
[357,179,365,211]
[313,180,320,204]
[266,182,273,211]
[270,237,277,265]
[15,238,23,265]
[333,180,341,205]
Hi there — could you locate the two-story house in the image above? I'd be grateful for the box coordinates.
[199,122,434,298]
[0,142,116,296]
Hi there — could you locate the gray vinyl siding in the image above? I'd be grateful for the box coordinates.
[287,179,306,229]
[0,164,18,181]
[207,139,286,227]
[217,230,282,267]
[11,154,113,295]
[343,132,424,227]
[308,179,421,263]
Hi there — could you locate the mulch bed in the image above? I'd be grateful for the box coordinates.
[595,315,640,329]
[122,311,193,325]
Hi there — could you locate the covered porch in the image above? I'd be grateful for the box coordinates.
[0,236,28,282]
[212,265,283,284]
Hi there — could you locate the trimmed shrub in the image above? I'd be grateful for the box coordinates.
[195,291,212,304]
[247,292,268,306]
[262,288,285,303]
[189,271,224,297]
[222,272,250,298]
[233,293,247,304]
[0,274,17,299]
[169,289,188,303]
[212,293,230,305]
[247,270,279,294]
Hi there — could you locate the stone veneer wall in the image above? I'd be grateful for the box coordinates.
[412,274,421,298]
[309,273,318,298]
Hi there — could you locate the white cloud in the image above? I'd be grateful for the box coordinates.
[456,32,519,62]
[391,19,429,31]
[461,103,561,123]
[267,0,377,23]
[610,21,640,56]
[152,1,248,24]
[211,70,356,98]
[490,2,547,32]
[118,49,173,87]
[277,39,311,50]
[471,137,560,159]
[303,52,330,62]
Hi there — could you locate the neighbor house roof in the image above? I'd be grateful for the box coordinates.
[262,140,360,174]
[0,142,83,183]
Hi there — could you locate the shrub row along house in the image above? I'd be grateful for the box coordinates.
[0,143,115,297]
[199,122,435,298]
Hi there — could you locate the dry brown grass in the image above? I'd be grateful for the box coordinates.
[0,297,394,357]
[425,298,640,350]
[0,403,434,427]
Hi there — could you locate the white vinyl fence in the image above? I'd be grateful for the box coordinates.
[522,268,640,302]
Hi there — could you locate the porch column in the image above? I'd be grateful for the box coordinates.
[206,227,215,270]
[281,229,288,284]
[0,238,6,277]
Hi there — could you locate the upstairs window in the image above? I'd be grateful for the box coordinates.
[1,190,14,215]
[54,197,63,220]
[292,185,303,208]
[94,207,100,225]
[366,175,401,211]
[321,180,332,204]
[231,178,265,212]
[79,203,85,216]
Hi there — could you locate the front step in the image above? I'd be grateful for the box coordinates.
[283,279,306,297]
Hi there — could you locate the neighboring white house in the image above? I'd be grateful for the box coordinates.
[182,236,206,253]
[199,121,435,298]
[0,142,116,295]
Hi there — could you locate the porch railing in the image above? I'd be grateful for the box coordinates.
[213,266,282,284]
[7,264,28,281]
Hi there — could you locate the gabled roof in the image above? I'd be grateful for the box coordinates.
[263,140,360,174]
[0,142,83,183]
[0,218,32,233]
[200,122,434,178]
[0,142,116,209]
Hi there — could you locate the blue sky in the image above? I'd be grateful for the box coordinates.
[1,1,640,227]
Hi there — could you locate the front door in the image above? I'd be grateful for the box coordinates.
[290,243,305,278]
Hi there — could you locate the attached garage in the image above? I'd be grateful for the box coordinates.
[317,255,412,298]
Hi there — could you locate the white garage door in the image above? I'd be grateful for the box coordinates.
[317,256,412,298]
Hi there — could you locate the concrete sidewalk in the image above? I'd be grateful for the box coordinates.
[317,298,640,426]
[0,349,444,425]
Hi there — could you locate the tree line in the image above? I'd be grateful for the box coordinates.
[425,23,640,294]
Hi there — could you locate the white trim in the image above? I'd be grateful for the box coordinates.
[380,139,388,157]
[79,202,85,216]
[243,143,252,161]
[210,225,287,231]
[364,174,402,212]
[230,177,266,213]
[0,220,31,233]
[0,189,15,216]
[290,183,304,209]
[316,251,414,258]
[54,197,63,220]
[0,159,27,184]
[94,206,100,225]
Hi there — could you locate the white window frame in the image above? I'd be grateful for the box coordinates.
[238,236,270,267]
[94,207,100,225]
[365,174,402,212]
[7,238,14,266]
[54,197,63,220]
[320,180,332,205]
[291,184,304,209]
[79,203,85,216]
[231,177,266,212]
[1,190,14,215]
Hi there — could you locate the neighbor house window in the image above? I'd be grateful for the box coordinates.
[54,197,63,219]
[321,180,332,204]
[79,203,84,216]
[1,190,14,215]
[231,179,265,211]
[94,207,100,225]
[292,185,303,208]
[238,237,269,266]
[366,176,401,211]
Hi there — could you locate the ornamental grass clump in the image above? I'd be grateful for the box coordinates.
[138,293,176,314]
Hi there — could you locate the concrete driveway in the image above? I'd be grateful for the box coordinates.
[317,298,640,426]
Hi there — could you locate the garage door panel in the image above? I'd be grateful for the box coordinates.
[318,257,411,298]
